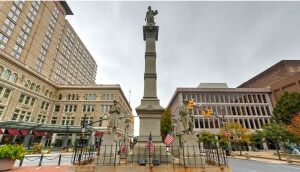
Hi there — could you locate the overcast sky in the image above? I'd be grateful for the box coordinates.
[66,1,300,136]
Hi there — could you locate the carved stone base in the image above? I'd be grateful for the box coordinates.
[179,156,206,166]
[94,155,120,166]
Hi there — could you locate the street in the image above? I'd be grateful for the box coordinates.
[228,158,300,172]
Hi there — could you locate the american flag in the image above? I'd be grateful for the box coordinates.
[146,132,153,154]
[164,131,174,146]
[121,138,126,153]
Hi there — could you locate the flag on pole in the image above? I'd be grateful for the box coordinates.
[164,131,174,146]
[121,137,126,153]
[146,132,153,154]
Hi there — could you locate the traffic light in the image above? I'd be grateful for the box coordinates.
[207,109,212,117]
[202,110,207,117]
[188,100,194,110]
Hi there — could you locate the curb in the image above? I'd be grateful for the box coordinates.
[230,155,300,166]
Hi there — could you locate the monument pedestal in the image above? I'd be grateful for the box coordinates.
[178,134,206,165]
[100,133,119,155]
[127,142,172,163]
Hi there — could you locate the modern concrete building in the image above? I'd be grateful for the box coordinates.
[167,83,274,135]
[0,1,133,147]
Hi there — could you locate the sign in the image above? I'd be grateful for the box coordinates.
[225,131,230,137]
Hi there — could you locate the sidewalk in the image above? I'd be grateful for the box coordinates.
[230,150,300,166]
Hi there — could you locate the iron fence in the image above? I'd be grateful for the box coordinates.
[71,144,228,167]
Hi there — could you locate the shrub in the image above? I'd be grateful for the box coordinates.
[0,144,25,160]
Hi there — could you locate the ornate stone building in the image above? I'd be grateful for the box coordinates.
[0,1,133,147]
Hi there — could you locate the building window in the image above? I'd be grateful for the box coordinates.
[57,94,62,100]
[51,117,57,124]
[0,33,9,44]
[9,73,17,82]
[81,117,93,126]
[0,105,5,118]
[24,80,31,88]
[100,105,110,112]
[83,105,95,112]
[54,105,60,112]
[41,102,50,110]
[35,85,40,93]
[61,116,75,125]
[12,109,31,122]
[37,115,47,123]
[1,69,11,79]
[64,105,77,112]
[2,88,11,99]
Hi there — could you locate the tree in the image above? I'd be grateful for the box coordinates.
[219,121,250,155]
[273,92,300,125]
[254,122,294,160]
[198,130,218,148]
[287,112,300,144]
[160,108,172,141]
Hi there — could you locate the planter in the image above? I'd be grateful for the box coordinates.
[68,148,74,152]
[0,158,16,171]
[41,150,48,154]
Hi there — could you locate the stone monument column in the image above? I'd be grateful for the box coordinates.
[136,6,164,144]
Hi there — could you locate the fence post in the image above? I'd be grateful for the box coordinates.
[216,146,221,167]
[19,155,25,167]
[38,154,44,166]
[58,154,62,166]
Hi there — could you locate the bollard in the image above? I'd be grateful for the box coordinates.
[19,155,25,167]
[286,156,293,163]
[38,154,44,166]
[245,153,250,159]
[58,154,62,166]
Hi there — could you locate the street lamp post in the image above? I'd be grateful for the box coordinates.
[78,114,86,165]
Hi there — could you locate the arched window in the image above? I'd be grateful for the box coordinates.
[85,94,88,100]
[49,91,53,98]
[110,94,114,100]
[25,80,31,88]
[106,94,109,100]
[35,85,40,93]
[72,94,75,100]
[9,73,18,83]
[2,69,11,79]
[67,94,71,100]
[57,93,62,100]
[0,66,3,75]
[76,94,79,100]
[30,83,36,90]
[102,94,105,100]
[45,89,49,96]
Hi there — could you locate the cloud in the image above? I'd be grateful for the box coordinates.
[66,1,300,136]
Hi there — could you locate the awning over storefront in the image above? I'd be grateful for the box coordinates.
[0,128,3,134]
[39,132,46,136]
[19,129,29,135]
[33,130,41,136]
[45,132,53,137]
[0,120,96,133]
[6,129,20,135]
[94,132,103,137]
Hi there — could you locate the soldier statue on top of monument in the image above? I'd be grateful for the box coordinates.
[145,6,158,24]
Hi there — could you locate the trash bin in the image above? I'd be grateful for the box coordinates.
[225,150,230,156]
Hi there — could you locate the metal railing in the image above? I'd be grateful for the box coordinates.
[71,144,228,167]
